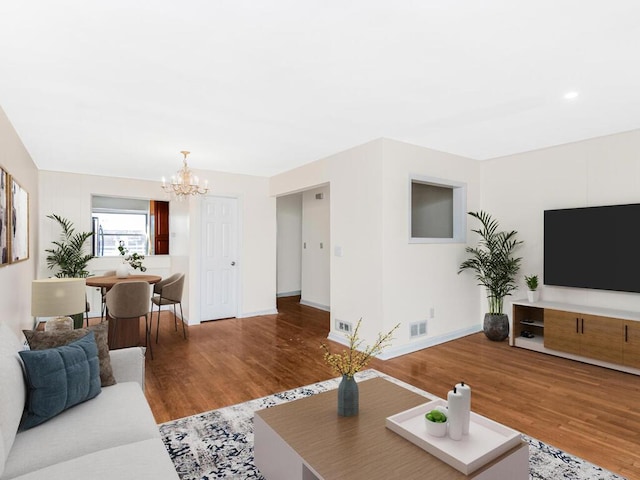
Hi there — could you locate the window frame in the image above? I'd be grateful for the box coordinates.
[408,174,467,244]
[91,195,170,257]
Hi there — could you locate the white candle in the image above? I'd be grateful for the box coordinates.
[447,387,464,441]
[455,382,471,435]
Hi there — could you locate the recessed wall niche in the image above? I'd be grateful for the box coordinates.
[409,175,466,243]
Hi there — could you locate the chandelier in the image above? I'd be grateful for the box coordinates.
[161,150,209,198]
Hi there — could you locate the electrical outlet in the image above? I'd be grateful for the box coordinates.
[335,319,353,333]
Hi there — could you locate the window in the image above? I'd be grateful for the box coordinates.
[409,175,466,244]
[91,196,169,256]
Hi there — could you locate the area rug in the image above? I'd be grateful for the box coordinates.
[159,370,624,480]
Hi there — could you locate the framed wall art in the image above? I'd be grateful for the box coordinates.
[9,175,29,263]
[0,167,8,266]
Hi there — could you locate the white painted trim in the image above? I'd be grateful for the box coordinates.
[511,298,640,322]
[408,173,467,244]
[237,308,279,318]
[199,194,243,321]
[327,325,482,360]
[299,299,330,312]
[235,195,244,319]
[379,325,482,359]
[327,330,350,346]
[277,290,301,298]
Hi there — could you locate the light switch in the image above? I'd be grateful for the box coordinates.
[334,246,343,257]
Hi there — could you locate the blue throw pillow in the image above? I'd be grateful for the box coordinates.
[18,331,101,430]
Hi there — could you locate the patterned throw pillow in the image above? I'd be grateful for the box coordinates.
[18,332,101,430]
[23,322,116,386]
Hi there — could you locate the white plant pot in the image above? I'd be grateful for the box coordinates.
[116,263,130,278]
[425,418,448,437]
[527,290,540,303]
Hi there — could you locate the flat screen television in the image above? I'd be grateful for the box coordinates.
[544,203,640,294]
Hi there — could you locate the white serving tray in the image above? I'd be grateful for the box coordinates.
[385,399,522,475]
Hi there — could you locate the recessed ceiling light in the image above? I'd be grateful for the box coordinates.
[564,91,579,100]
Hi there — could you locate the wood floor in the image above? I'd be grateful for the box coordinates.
[142,296,640,479]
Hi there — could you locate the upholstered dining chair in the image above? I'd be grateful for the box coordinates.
[151,273,186,343]
[85,296,91,327]
[100,270,116,321]
[105,281,153,358]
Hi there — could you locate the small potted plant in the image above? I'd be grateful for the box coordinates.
[525,274,539,303]
[424,409,448,437]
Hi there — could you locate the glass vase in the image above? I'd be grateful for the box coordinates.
[337,374,359,417]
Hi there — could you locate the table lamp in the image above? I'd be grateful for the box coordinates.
[31,278,86,330]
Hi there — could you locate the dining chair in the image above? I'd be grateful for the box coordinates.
[105,281,153,359]
[85,296,91,327]
[100,270,117,321]
[151,273,186,343]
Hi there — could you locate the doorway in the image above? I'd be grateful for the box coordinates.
[276,185,330,311]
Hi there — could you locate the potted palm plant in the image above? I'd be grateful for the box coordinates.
[458,211,523,341]
[44,214,94,328]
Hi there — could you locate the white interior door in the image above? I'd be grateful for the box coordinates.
[201,196,239,321]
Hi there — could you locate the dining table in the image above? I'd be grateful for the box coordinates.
[86,274,162,349]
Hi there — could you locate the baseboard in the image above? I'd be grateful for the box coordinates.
[299,299,330,312]
[327,325,482,360]
[276,290,301,298]
[237,308,278,318]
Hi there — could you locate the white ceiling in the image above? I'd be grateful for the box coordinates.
[1,1,639,181]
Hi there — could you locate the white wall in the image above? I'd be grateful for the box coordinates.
[481,129,640,314]
[271,138,483,355]
[0,106,39,335]
[38,168,277,322]
[184,169,276,322]
[379,139,482,356]
[271,141,386,344]
[301,185,330,310]
[276,193,302,296]
[38,171,172,315]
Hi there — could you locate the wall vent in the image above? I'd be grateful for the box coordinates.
[410,321,427,338]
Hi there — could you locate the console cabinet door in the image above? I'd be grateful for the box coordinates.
[623,321,640,368]
[545,309,581,355]
[580,314,623,364]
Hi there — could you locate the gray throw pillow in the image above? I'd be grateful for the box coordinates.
[23,322,116,386]
[18,332,101,430]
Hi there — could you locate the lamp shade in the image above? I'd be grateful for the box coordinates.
[31,278,86,317]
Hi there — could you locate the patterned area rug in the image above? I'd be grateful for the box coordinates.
[159,370,624,480]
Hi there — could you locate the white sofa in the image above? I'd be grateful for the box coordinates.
[0,323,179,480]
